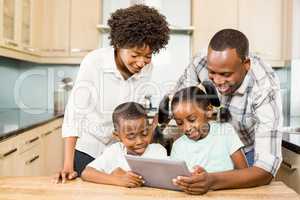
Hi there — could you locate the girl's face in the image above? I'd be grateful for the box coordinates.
[172,101,210,141]
[115,46,153,78]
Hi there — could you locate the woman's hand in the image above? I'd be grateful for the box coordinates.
[172,166,211,195]
[53,165,78,184]
[111,168,144,188]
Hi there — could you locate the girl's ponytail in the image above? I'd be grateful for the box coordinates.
[153,95,172,143]
[201,81,232,122]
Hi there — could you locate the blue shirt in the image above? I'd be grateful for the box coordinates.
[171,121,244,173]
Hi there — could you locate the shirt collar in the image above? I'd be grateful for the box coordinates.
[111,54,153,81]
[233,71,251,95]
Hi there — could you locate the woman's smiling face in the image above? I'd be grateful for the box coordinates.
[115,46,153,78]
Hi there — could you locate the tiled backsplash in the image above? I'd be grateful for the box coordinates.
[0,56,293,125]
[0,56,79,110]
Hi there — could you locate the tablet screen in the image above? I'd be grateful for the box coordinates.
[125,155,191,191]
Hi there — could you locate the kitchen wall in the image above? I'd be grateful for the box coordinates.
[0,56,79,110]
[0,57,20,108]
[290,0,300,118]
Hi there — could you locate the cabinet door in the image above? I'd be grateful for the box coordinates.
[276,147,300,194]
[16,144,43,176]
[192,0,238,55]
[40,0,70,57]
[2,0,18,48]
[238,0,284,62]
[0,0,3,45]
[41,126,64,175]
[0,136,19,176]
[20,0,34,53]
[70,0,100,57]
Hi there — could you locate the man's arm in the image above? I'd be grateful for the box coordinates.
[173,54,206,92]
[174,166,272,195]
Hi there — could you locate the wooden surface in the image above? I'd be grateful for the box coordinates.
[0,177,299,200]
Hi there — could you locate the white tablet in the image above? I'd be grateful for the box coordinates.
[125,155,191,191]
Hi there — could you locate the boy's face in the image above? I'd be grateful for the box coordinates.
[173,101,210,141]
[115,117,152,156]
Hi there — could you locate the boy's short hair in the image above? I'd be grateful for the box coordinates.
[209,29,249,61]
[107,4,170,54]
[112,102,147,131]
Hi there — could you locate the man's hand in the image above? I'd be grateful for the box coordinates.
[111,168,144,188]
[53,166,78,184]
[172,166,211,195]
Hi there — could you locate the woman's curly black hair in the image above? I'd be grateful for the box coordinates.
[107,4,170,54]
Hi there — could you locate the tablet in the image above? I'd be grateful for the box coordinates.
[125,155,191,191]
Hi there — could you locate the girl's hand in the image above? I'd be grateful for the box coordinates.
[53,166,78,184]
[112,168,144,188]
[172,166,211,195]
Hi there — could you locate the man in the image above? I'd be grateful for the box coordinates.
[172,29,282,194]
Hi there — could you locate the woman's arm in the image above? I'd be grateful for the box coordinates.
[81,167,143,188]
[53,136,78,183]
[231,149,248,169]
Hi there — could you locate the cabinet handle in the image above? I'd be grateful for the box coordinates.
[53,126,61,131]
[23,47,37,52]
[0,148,17,159]
[41,49,67,52]
[5,40,18,47]
[41,131,52,137]
[71,48,93,53]
[25,155,39,165]
[25,136,39,145]
[282,160,297,171]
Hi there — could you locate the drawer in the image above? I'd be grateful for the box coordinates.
[18,129,41,154]
[35,118,63,136]
[276,147,300,194]
[16,144,43,176]
[0,135,19,159]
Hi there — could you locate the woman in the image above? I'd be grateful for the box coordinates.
[54,4,170,183]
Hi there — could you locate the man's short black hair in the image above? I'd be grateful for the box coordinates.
[108,4,170,54]
[209,29,249,61]
[112,102,147,131]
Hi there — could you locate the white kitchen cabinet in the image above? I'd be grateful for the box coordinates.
[0,117,64,176]
[276,147,300,194]
[238,0,292,67]
[192,0,292,67]
[0,135,19,176]
[2,0,18,49]
[16,143,43,176]
[69,0,100,57]
[192,0,238,54]
[0,0,40,60]
[40,119,64,175]
[39,0,70,57]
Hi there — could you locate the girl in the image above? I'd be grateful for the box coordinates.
[158,81,248,174]
[54,4,170,183]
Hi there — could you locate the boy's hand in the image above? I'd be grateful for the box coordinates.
[112,168,144,188]
[53,166,78,184]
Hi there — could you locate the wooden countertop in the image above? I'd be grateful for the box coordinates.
[0,177,299,200]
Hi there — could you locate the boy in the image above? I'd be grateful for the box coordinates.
[81,102,167,187]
